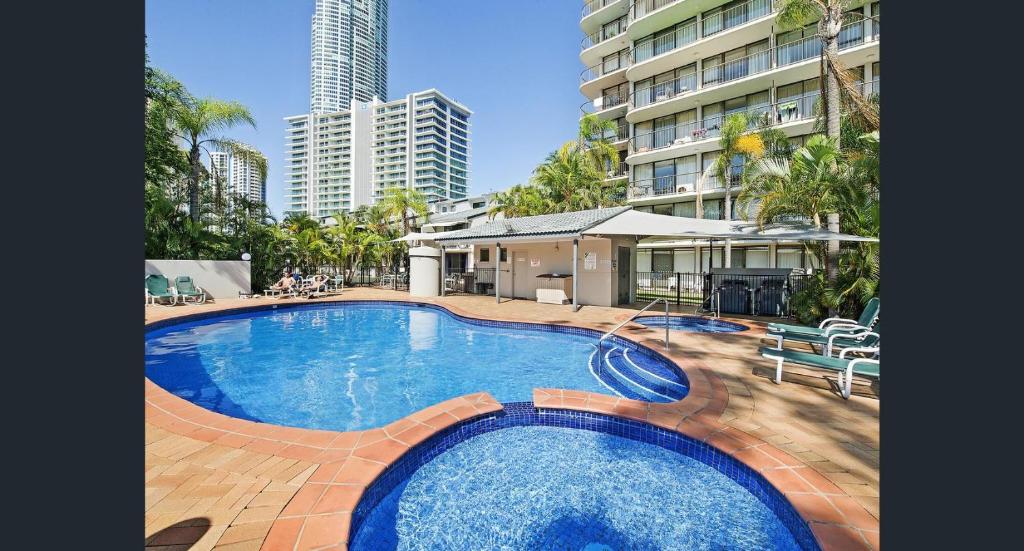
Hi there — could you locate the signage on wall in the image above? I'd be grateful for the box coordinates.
[530,258,540,267]
[584,252,597,271]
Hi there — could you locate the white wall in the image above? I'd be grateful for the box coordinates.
[471,237,632,307]
[145,260,251,299]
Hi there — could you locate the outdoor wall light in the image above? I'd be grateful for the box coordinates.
[241,252,252,261]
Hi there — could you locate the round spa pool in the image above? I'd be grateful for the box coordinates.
[144,302,688,431]
[350,404,818,550]
[633,314,748,333]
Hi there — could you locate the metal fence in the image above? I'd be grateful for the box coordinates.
[303,266,409,291]
[442,267,512,295]
[636,272,810,316]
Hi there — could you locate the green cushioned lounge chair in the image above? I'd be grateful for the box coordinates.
[759,345,880,399]
[769,324,880,357]
[768,297,879,338]
[145,275,178,306]
[174,276,206,304]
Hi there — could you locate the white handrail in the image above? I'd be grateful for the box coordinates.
[596,298,670,375]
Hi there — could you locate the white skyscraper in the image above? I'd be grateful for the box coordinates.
[310,0,388,114]
[283,89,472,218]
[208,150,267,205]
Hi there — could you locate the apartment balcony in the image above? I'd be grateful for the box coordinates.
[580,90,629,119]
[580,16,630,66]
[626,90,826,164]
[581,0,630,34]
[625,19,878,123]
[605,162,629,180]
[580,52,630,98]
[627,0,775,83]
[627,172,736,205]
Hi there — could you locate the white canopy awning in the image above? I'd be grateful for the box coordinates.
[392,230,459,242]
[422,221,463,229]
[582,210,877,242]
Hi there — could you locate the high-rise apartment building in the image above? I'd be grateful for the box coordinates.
[579,0,879,272]
[284,89,472,218]
[310,0,388,114]
[208,150,267,205]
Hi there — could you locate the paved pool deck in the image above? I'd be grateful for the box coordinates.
[145,288,880,550]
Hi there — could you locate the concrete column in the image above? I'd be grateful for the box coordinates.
[768,242,777,268]
[724,240,732,267]
[440,246,446,297]
[495,242,501,303]
[827,214,840,315]
[572,239,579,312]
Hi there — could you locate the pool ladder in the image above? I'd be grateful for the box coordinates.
[696,289,720,319]
[595,298,670,375]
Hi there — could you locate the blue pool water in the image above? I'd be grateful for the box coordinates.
[144,303,687,431]
[351,425,802,550]
[633,314,748,332]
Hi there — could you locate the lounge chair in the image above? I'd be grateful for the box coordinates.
[769,323,880,357]
[759,345,880,399]
[174,276,207,304]
[767,297,879,337]
[145,275,178,306]
[298,274,329,298]
[325,274,344,295]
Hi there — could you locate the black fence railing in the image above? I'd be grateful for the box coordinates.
[301,266,409,291]
[443,267,513,295]
[636,272,810,316]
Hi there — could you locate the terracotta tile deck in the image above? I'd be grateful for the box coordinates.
[145,288,880,550]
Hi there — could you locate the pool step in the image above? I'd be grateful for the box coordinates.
[589,346,687,403]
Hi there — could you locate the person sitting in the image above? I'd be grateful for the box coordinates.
[269,270,296,296]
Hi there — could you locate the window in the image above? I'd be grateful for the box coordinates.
[652,250,673,272]
[745,247,770,268]
[499,248,508,262]
[653,203,673,217]
[479,247,489,262]
[673,202,696,218]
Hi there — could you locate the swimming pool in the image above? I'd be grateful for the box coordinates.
[350,403,817,550]
[633,314,748,332]
[144,302,688,431]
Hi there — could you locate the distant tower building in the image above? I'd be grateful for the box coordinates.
[309,0,388,114]
[208,149,266,205]
[284,89,472,217]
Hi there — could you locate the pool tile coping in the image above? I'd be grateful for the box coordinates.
[144,296,878,550]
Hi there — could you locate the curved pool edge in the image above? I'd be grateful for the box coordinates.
[349,402,820,550]
[143,295,878,550]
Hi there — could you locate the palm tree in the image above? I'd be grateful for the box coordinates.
[578,113,621,175]
[377,186,429,235]
[488,183,545,219]
[738,134,851,230]
[777,0,878,146]
[168,95,257,222]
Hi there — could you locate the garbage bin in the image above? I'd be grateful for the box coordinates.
[409,246,440,297]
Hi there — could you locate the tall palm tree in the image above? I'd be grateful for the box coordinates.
[488,183,545,219]
[777,0,878,146]
[168,96,257,222]
[377,186,429,235]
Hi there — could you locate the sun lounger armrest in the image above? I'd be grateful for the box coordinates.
[818,316,858,329]
[839,346,879,359]
[823,323,868,336]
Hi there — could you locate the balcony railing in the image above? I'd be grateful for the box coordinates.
[629,170,731,199]
[631,72,698,109]
[632,20,699,64]
[776,19,873,67]
[628,17,876,111]
[628,91,823,155]
[581,51,631,84]
[701,47,772,88]
[606,162,629,179]
[582,91,629,114]
[582,16,627,50]
[702,0,772,38]
[582,0,614,19]
[631,0,681,20]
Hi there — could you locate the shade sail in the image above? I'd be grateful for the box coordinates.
[582,210,877,242]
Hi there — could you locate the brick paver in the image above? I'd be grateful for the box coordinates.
[145,288,879,549]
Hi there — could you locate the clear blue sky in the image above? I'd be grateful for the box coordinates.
[146,0,585,218]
